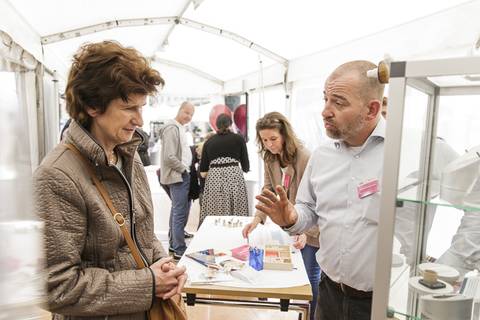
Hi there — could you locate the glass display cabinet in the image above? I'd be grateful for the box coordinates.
[372,56,480,320]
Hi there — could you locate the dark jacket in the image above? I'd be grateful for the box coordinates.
[136,128,151,166]
[156,146,200,201]
[199,132,249,173]
[188,145,200,200]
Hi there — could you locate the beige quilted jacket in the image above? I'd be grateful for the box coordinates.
[34,120,166,320]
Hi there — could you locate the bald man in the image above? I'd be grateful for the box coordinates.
[159,101,195,259]
[256,61,386,320]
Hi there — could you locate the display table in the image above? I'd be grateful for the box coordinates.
[179,216,312,319]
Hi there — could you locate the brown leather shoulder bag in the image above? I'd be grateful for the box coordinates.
[65,143,187,320]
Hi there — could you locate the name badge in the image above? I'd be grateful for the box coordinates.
[283,174,291,189]
[357,179,379,199]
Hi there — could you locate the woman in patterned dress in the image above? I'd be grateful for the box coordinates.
[199,114,250,226]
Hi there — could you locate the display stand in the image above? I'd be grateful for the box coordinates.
[372,56,480,319]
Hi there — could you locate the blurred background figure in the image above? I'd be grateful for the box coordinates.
[195,132,215,209]
[381,96,388,118]
[382,94,461,266]
[199,113,250,226]
[159,101,195,260]
[136,127,152,166]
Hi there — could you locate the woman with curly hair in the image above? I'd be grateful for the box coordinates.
[242,111,320,320]
[34,41,186,320]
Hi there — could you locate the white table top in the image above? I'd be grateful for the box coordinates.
[179,216,310,291]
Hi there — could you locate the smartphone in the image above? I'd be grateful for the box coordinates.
[418,278,447,289]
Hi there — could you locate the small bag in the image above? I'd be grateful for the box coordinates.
[149,295,187,320]
[65,144,187,320]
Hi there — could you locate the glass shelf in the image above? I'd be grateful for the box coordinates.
[396,180,480,212]
[397,198,480,213]
[373,57,480,320]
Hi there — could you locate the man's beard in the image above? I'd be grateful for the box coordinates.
[325,113,365,141]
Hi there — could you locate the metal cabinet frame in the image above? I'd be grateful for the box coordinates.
[372,56,480,319]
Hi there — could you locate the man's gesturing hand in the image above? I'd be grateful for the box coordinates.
[255,185,298,227]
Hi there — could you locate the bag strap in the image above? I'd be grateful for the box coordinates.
[64,143,147,269]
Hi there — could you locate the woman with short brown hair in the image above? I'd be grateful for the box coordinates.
[65,40,164,127]
[34,41,186,320]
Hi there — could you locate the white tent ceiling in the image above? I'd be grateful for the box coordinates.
[5,0,477,86]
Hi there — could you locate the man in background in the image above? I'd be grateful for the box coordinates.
[159,101,195,260]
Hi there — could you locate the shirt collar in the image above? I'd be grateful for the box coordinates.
[369,116,386,141]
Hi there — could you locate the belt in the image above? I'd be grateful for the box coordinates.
[210,161,238,168]
[323,274,372,299]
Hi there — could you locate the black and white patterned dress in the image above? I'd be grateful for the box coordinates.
[198,132,250,226]
[199,157,249,225]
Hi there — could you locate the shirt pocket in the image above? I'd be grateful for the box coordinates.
[361,191,381,225]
